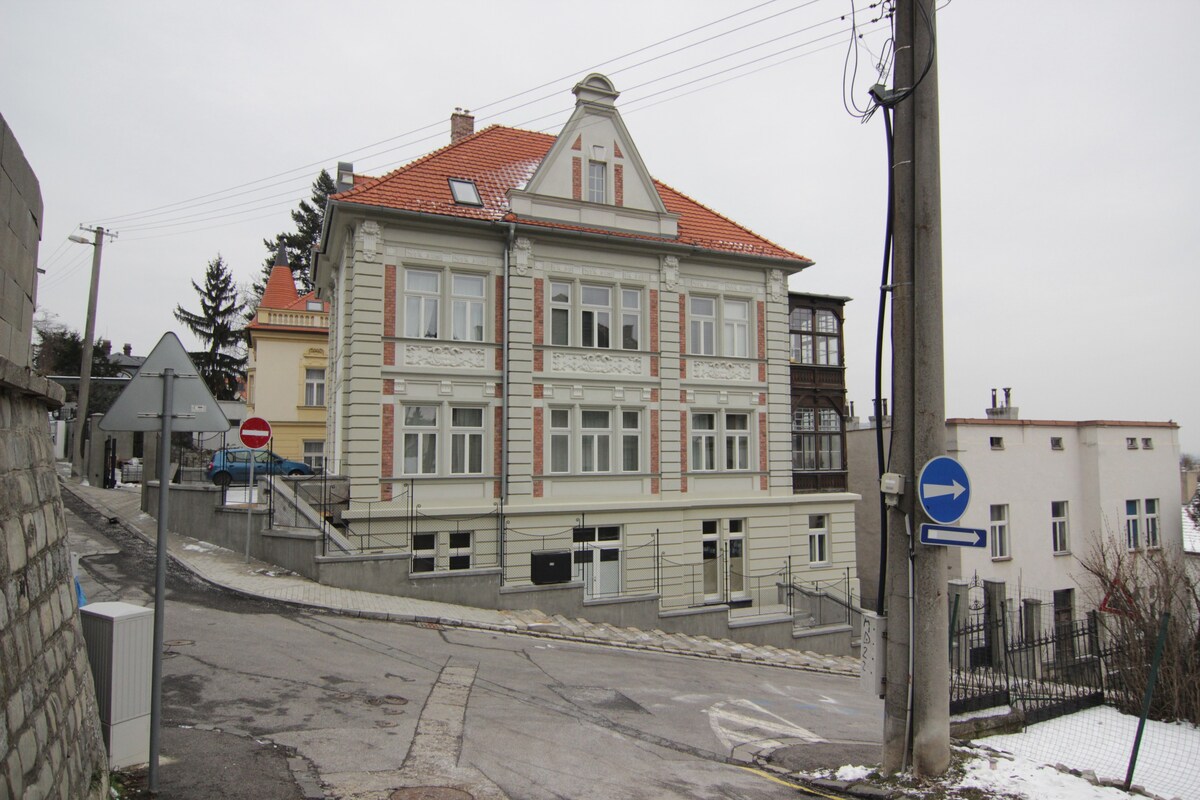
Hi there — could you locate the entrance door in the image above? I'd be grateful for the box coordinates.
[573,525,621,599]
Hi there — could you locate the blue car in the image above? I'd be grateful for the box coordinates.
[205,448,314,487]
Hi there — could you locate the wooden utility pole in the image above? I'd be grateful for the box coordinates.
[882,0,950,776]
[69,225,116,478]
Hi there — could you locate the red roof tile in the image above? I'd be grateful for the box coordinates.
[333,126,810,264]
[260,265,300,309]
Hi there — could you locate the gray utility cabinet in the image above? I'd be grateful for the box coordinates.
[80,601,153,768]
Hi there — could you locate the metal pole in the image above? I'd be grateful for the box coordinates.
[245,451,255,562]
[148,368,175,792]
[1125,612,1171,790]
[72,226,106,478]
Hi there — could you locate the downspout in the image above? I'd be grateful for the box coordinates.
[502,222,515,508]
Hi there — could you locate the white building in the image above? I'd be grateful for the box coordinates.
[311,75,859,647]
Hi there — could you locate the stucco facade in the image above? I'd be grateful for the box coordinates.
[245,263,329,467]
[313,76,859,617]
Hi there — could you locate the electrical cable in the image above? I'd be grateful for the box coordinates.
[874,103,894,616]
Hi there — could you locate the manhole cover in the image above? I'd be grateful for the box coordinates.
[390,788,473,800]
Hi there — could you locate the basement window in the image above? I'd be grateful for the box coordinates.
[449,178,482,206]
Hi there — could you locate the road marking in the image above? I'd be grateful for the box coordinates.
[704,699,823,753]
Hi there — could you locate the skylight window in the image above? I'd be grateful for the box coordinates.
[449,178,482,206]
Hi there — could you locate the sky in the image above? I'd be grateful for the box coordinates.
[3,1,1197,454]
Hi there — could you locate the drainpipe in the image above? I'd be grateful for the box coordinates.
[502,223,515,508]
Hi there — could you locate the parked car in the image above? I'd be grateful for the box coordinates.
[205,448,314,487]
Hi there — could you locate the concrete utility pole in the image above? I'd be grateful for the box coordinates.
[69,225,116,479]
[882,0,949,776]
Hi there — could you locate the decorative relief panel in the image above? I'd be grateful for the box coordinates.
[392,247,501,268]
[513,237,532,276]
[551,351,643,376]
[405,344,487,369]
[689,360,754,382]
[358,220,381,260]
[661,255,679,290]
[769,269,784,301]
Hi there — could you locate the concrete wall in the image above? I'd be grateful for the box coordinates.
[2,111,109,799]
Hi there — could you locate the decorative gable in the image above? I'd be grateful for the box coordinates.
[509,73,679,238]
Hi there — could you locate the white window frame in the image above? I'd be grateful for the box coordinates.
[689,297,716,356]
[548,280,642,351]
[304,368,325,407]
[808,514,829,565]
[450,407,484,475]
[722,299,749,358]
[692,410,752,473]
[448,530,473,570]
[621,410,641,472]
[691,412,717,471]
[547,406,643,475]
[990,504,1010,559]
[404,268,441,339]
[1125,499,1141,550]
[549,408,571,473]
[724,413,750,470]
[451,273,486,342]
[411,531,436,573]
[302,440,325,472]
[1145,498,1160,548]
[402,405,439,475]
[1051,500,1069,554]
[727,519,747,599]
[580,409,612,473]
[573,524,621,598]
[588,160,607,203]
[701,520,720,601]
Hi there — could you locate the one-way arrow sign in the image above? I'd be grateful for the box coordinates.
[919,523,987,548]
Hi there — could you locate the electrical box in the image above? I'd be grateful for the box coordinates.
[81,602,154,768]
[530,550,572,585]
[860,611,886,699]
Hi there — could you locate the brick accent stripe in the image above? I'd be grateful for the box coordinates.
[384,265,396,337]
[382,403,395,482]
[533,278,544,345]
[572,157,582,200]
[533,407,544,475]
[384,341,395,367]
[614,163,624,207]
[649,289,660,352]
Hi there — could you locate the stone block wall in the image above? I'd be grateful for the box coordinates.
[2,110,109,800]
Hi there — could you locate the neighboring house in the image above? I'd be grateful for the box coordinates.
[848,391,1184,625]
[788,292,849,494]
[245,255,330,469]
[1184,503,1200,585]
[312,74,859,620]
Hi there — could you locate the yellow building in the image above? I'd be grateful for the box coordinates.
[245,258,329,469]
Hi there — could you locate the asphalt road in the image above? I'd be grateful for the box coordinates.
[66,491,881,799]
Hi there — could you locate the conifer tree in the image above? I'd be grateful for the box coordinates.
[255,169,336,298]
[174,254,247,400]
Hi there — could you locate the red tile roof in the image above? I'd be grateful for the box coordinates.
[250,265,329,330]
[332,125,810,264]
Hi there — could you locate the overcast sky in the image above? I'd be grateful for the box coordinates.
[3,1,1197,454]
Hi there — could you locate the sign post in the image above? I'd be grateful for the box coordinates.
[239,417,272,562]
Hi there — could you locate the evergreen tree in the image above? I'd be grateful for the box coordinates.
[255,169,336,298]
[33,313,125,411]
[174,255,247,400]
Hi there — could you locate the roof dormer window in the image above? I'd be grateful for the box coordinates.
[449,178,482,206]
[306,300,323,311]
[588,161,607,203]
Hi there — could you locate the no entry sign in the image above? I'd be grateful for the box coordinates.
[239,416,272,449]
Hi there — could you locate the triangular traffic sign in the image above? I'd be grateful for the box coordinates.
[1099,579,1137,618]
[99,332,231,432]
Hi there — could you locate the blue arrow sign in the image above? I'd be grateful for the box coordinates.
[920,524,987,548]
[917,456,971,523]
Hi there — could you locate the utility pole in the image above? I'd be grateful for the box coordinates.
[882,0,949,776]
[68,225,117,479]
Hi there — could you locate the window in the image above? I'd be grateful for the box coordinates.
[809,514,829,564]
[306,299,323,311]
[1142,438,1154,450]
[448,531,473,570]
[621,289,641,350]
[621,410,640,472]
[689,297,716,356]
[574,525,621,598]
[1125,500,1141,549]
[1050,437,1064,450]
[450,408,484,475]
[404,269,440,339]
[724,413,750,470]
[1126,437,1138,449]
[547,406,642,475]
[990,437,1004,450]
[690,413,716,471]
[581,285,611,348]
[304,368,325,406]
[588,161,606,203]
[402,405,438,474]
[449,178,482,206]
[1051,500,1069,554]
[580,410,611,473]
[792,407,843,471]
[723,299,749,358]
[702,520,719,600]
[990,504,1009,559]
[404,268,487,340]
[451,274,485,341]
[1145,498,1160,548]
[303,440,325,472]
[789,307,840,365]
[550,409,570,473]
[548,280,642,350]
[412,532,436,573]
[727,519,746,598]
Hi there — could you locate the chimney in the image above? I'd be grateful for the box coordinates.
[986,388,1020,420]
[99,339,111,356]
[122,343,132,356]
[451,108,474,143]
[335,161,355,193]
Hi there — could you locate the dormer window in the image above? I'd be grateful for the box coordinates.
[588,161,607,203]
[449,178,482,206]
[306,300,323,312]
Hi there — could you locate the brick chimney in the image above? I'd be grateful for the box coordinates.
[122,343,132,356]
[451,108,474,143]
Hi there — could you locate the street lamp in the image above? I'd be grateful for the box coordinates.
[68,226,112,480]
